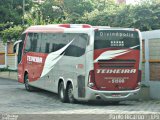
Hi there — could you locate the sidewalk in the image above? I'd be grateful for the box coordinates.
[0,71,17,80]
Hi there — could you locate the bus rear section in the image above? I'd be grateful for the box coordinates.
[87,29,142,101]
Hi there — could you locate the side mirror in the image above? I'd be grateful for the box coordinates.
[13,40,22,54]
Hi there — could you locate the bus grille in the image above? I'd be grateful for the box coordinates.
[98,60,135,68]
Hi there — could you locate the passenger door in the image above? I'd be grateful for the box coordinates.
[17,34,26,83]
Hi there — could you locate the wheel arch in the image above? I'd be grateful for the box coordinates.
[58,78,74,90]
[58,77,65,92]
[24,71,28,83]
[66,79,74,90]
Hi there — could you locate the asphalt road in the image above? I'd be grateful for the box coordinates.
[0,77,160,116]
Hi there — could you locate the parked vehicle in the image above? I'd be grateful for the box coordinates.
[14,24,142,103]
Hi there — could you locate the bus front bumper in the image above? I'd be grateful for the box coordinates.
[86,88,140,101]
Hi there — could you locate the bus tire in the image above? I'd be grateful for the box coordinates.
[58,82,68,103]
[67,83,76,103]
[24,74,33,92]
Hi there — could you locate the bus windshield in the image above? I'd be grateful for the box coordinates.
[94,30,140,50]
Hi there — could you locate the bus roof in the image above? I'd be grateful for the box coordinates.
[23,24,94,33]
[23,24,139,33]
[94,26,137,31]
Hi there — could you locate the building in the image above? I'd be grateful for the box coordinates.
[0,40,17,70]
[141,30,160,99]
[0,38,6,68]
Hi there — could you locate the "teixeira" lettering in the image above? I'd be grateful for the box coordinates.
[27,56,43,63]
[97,69,136,74]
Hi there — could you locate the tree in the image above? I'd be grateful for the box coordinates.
[80,0,119,26]
[1,0,160,35]
[40,0,64,23]
[0,0,33,25]
[63,0,94,23]
[79,0,160,31]
[1,26,24,42]
[92,0,116,11]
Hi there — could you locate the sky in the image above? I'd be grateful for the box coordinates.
[126,0,141,4]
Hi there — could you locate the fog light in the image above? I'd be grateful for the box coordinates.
[138,82,141,86]
[135,82,141,89]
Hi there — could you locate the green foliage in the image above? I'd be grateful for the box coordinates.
[24,0,64,25]
[0,23,14,31]
[78,0,160,31]
[3,0,158,31]
[0,0,33,25]
[64,0,94,15]
[40,0,64,23]
[92,0,116,11]
[1,26,24,43]
[64,0,94,23]
[1,0,160,40]
[25,4,46,25]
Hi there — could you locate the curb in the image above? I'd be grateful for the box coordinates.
[0,71,17,80]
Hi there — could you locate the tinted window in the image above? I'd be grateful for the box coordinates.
[25,33,38,52]
[65,34,88,57]
[45,43,50,53]
[36,33,42,52]
[94,30,140,50]
[25,33,89,57]
[40,33,66,53]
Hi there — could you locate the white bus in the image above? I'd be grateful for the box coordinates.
[14,24,142,103]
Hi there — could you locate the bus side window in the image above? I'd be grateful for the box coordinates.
[65,33,88,57]
[45,43,50,53]
[36,33,42,53]
[32,33,38,52]
[51,43,58,52]
[50,34,56,52]
[40,33,46,53]
[25,33,32,52]
[25,33,38,52]
[51,44,54,52]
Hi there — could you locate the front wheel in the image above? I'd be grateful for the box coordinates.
[24,74,33,91]
[67,84,76,103]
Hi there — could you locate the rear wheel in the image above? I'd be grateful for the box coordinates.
[58,82,68,103]
[24,74,33,91]
[67,84,76,103]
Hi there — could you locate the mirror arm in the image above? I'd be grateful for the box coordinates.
[14,40,22,46]
[13,40,22,54]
